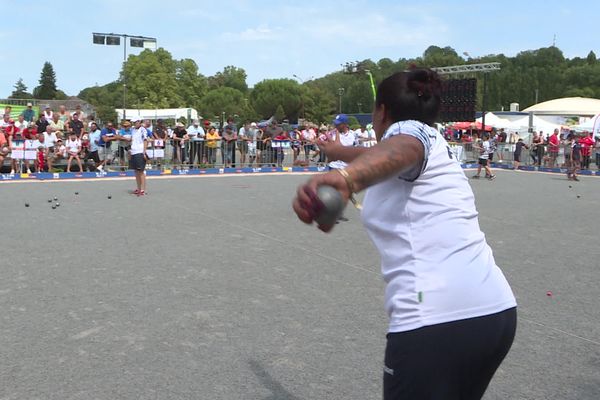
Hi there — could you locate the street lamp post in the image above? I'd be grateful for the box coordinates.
[92,32,157,121]
[338,88,345,113]
[343,61,376,101]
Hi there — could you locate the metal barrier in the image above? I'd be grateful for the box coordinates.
[449,141,600,170]
[1,138,599,173]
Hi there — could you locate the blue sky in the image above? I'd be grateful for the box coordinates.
[1,0,599,98]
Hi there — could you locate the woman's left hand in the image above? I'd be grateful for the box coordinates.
[317,131,344,160]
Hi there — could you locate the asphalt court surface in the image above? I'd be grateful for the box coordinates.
[0,170,599,399]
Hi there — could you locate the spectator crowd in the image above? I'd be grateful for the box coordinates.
[0,105,378,173]
[1,103,598,176]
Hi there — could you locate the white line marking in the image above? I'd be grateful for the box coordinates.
[519,316,600,346]
[71,326,103,340]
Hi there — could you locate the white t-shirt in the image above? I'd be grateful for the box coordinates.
[13,121,27,133]
[43,132,57,148]
[302,128,316,142]
[66,138,80,154]
[479,140,491,159]
[131,127,147,155]
[328,129,357,169]
[361,120,516,333]
[1,119,12,130]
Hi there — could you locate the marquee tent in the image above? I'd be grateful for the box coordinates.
[522,97,600,116]
[571,113,600,136]
[114,108,200,121]
[475,112,513,129]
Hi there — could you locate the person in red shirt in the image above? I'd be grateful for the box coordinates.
[0,126,9,170]
[579,132,595,170]
[548,129,560,168]
[22,123,38,139]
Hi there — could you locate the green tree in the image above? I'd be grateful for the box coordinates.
[176,58,208,109]
[209,66,248,92]
[302,86,336,123]
[200,86,245,117]
[33,62,59,99]
[419,46,464,68]
[9,78,33,99]
[239,99,259,122]
[122,48,183,108]
[94,105,119,123]
[586,50,597,65]
[250,79,303,121]
[274,104,285,121]
[55,90,68,100]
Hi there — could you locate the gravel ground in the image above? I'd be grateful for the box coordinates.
[0,170,598,400]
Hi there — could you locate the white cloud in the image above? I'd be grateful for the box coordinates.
[222,25,282,42]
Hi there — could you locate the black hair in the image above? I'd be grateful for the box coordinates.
[375,68,442,126]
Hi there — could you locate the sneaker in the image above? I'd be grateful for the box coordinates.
[131,189,140,195]
[97,165,104,172]
[10,169,14,174]
[472,175,480,179]
[26,169,32,174]
[573,176,580,181]
[137,190,146,196]
[487,174,496,180]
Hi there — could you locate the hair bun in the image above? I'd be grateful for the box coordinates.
[407,68,441,98]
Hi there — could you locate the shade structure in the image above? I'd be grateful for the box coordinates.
[451,121,493,131]
[523,97,600,116]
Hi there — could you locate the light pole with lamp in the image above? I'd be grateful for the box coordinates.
[343,61,376,101]
[92,32,157,121]
[338,88,345,113]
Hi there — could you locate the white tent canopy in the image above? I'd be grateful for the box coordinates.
[115,108,200,121]
[476,112,513,129]
[507,115,563,134]
[572,113,600,136]
[522,97,600,116]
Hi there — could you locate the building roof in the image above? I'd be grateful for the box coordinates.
[522,97,600,116]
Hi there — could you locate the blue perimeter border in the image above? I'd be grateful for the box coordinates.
[1,163,599,181]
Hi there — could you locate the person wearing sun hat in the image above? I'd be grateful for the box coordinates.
[317,114,358,222]
[22,102,35,122]
[117,119,132,166]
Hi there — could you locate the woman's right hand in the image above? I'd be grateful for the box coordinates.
[292,171,350,233]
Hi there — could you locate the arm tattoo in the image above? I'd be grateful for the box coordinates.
[344,135,424,193]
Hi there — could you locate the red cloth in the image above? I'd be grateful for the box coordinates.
[22,127,38,140]
[37,149,45,170]
[579,136,594,156]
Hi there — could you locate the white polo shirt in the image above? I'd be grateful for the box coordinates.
[361,120,516,333]
[328,129,357,169]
